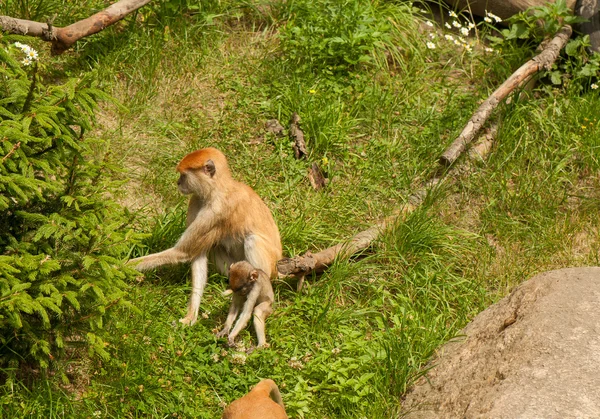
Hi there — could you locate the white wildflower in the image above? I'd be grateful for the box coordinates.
[429,33,436,39]
[484,16,492,23]
[302,352,313,363]
[468,22,476,30]
[13,42,39,66]
[460,27,469,36]
[449,11,458,18]
[445,22,451,29]
[486,11,502,23]
[425,20,434,27]
[288,356,304,370]
[484,47,494,53]
[444,34,454,41]
[452,20,462,28]
[592,83,599,90]
[426,41,436,49]
[231,352,247,365]
[331,347,341,355]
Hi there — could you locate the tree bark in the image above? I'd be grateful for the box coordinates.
[439,25,572,166]
[0,0,153,55]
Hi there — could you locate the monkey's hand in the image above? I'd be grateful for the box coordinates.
[215,328,229,338]
[227,337,236,348]
[126,257,142,267]
[179,315,197,326]
[126,256,153,272]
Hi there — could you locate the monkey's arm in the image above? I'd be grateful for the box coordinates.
[128,209,223,271]
[127,248,190,271]
[252,300,273,347]
[216,294,244,338]
[227,288,260,345]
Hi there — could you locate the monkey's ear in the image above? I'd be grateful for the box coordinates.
[250,270,259,282]
[202,159,216,177]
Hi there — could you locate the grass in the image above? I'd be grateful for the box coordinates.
[2,0,600,417]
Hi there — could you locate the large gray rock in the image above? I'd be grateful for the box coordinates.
[402,267,600,418]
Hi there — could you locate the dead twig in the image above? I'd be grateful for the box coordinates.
[2,142,21,163]
[289,112,307,159]
[308,162,327,190]
[265,119,285,136]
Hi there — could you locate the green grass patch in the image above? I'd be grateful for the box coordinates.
[2,0,600,417]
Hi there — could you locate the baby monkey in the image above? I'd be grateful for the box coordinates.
[217,261,274,347]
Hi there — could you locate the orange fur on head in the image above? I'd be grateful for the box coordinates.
[221,379,287,419]
[176,147,230,175]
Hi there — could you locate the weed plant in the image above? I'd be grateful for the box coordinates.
[1,0,600,418]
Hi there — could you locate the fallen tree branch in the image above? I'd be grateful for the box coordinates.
[439,25,572,166]
[277,133,495,280]
[277,28,572,281]
[0,0,152,55]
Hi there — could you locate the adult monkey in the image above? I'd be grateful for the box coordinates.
[128,148,282,326]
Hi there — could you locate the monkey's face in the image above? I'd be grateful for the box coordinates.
[177,171,201,195]
[176,150,225,198]
[229,263,258,296]
[177,166,215,197]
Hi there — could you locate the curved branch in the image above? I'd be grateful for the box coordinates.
[277,125,499,280]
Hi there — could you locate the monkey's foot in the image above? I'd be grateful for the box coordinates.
[179,315,197,326]
[215,329,229,338]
